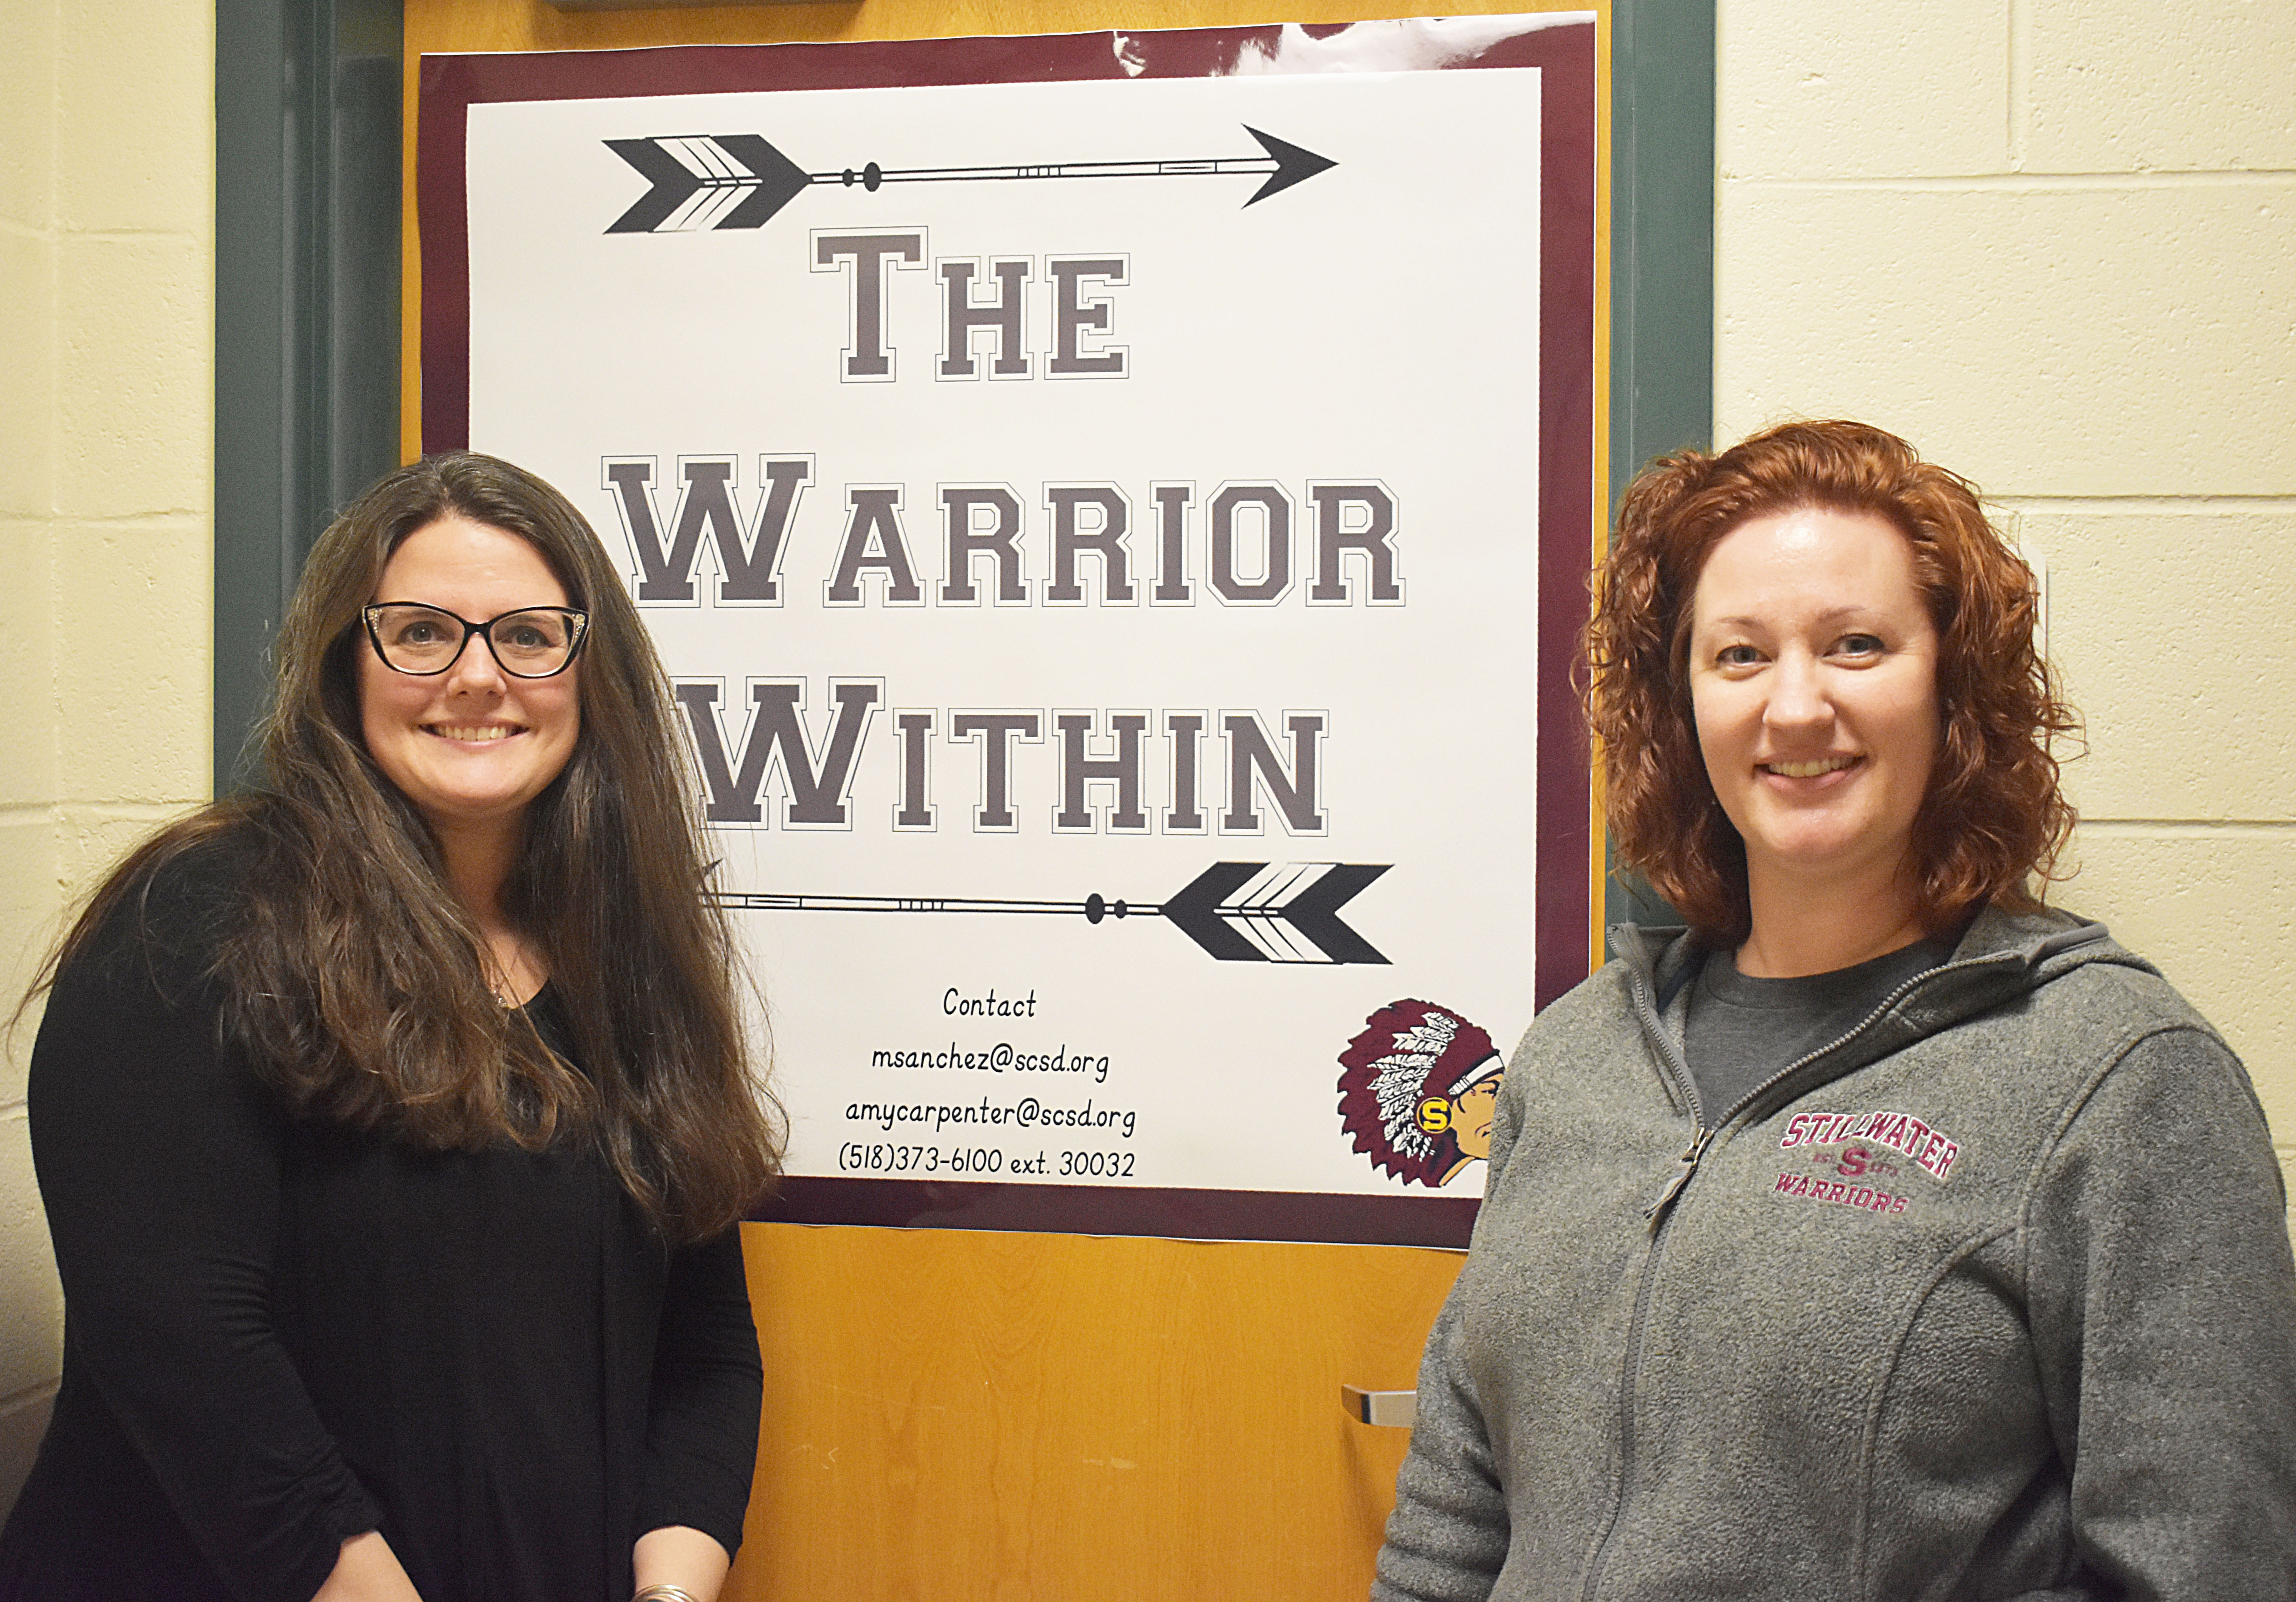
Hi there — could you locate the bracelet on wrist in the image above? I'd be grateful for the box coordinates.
[633,1587,700,1602]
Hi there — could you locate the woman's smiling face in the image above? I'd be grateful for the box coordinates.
[357,516,582,841]
[1687,506,1940,904]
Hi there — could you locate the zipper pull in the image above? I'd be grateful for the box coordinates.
[1644,1127,1711,1230]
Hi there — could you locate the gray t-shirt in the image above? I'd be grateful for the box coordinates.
[1682,937,1954,1128]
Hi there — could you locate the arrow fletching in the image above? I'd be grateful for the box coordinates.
[604,135,812,233]
[710,134,812,227]
[1160,861,1390,964]
[603,138,709,233]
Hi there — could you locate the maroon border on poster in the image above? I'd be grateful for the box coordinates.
[416,17,1594,1249]
[762,1177,1480,1248]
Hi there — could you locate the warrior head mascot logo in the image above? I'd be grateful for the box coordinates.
[1336,999,1503,1188]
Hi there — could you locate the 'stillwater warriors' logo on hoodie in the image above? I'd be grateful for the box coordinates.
[1771,1108,1963,1216]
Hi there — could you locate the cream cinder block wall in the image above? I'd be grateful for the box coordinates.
[1714,0,2296,1233]
[0,0,215,1519]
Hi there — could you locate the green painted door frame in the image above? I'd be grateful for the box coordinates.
[1607,0,1714,927]
[213,0,404,791]
[1611,0,1715,503]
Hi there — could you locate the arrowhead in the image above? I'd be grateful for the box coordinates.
[603,138,706,234]
[711,134,813,228]
[1241,125,1337,207]
[1160,861,1271,962]
[1280,863,1390,965]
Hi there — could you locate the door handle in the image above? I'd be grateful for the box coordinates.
[1341,1385,1416,1427]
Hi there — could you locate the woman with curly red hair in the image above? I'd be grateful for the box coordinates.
[1375,421,2296,1600]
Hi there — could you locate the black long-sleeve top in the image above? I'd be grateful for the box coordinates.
[0,850,762,1602]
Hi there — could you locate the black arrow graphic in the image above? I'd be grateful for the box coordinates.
[605,126,1337,233]
[713,860,1389,965]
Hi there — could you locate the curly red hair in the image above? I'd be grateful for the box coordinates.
[1586,419,2078,944]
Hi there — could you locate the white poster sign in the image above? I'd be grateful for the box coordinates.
[426,17,1596,1243]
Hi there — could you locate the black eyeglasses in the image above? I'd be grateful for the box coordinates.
[361,603,590,679]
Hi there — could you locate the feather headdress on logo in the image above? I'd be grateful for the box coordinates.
[1336,998,1501,1187]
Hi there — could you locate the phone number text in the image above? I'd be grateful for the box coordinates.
[836,1144,1140,1180]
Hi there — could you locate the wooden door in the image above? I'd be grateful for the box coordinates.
[401,2,1594,1592]
[731,1226,1459,1599]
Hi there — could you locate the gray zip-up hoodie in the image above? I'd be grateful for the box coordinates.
[1374,906,2296,1602]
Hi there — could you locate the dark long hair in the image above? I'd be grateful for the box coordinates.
[44,453,780,1242]
[1586,420,2078,944]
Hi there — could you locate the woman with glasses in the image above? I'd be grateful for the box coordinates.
[0,454,780,1602]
